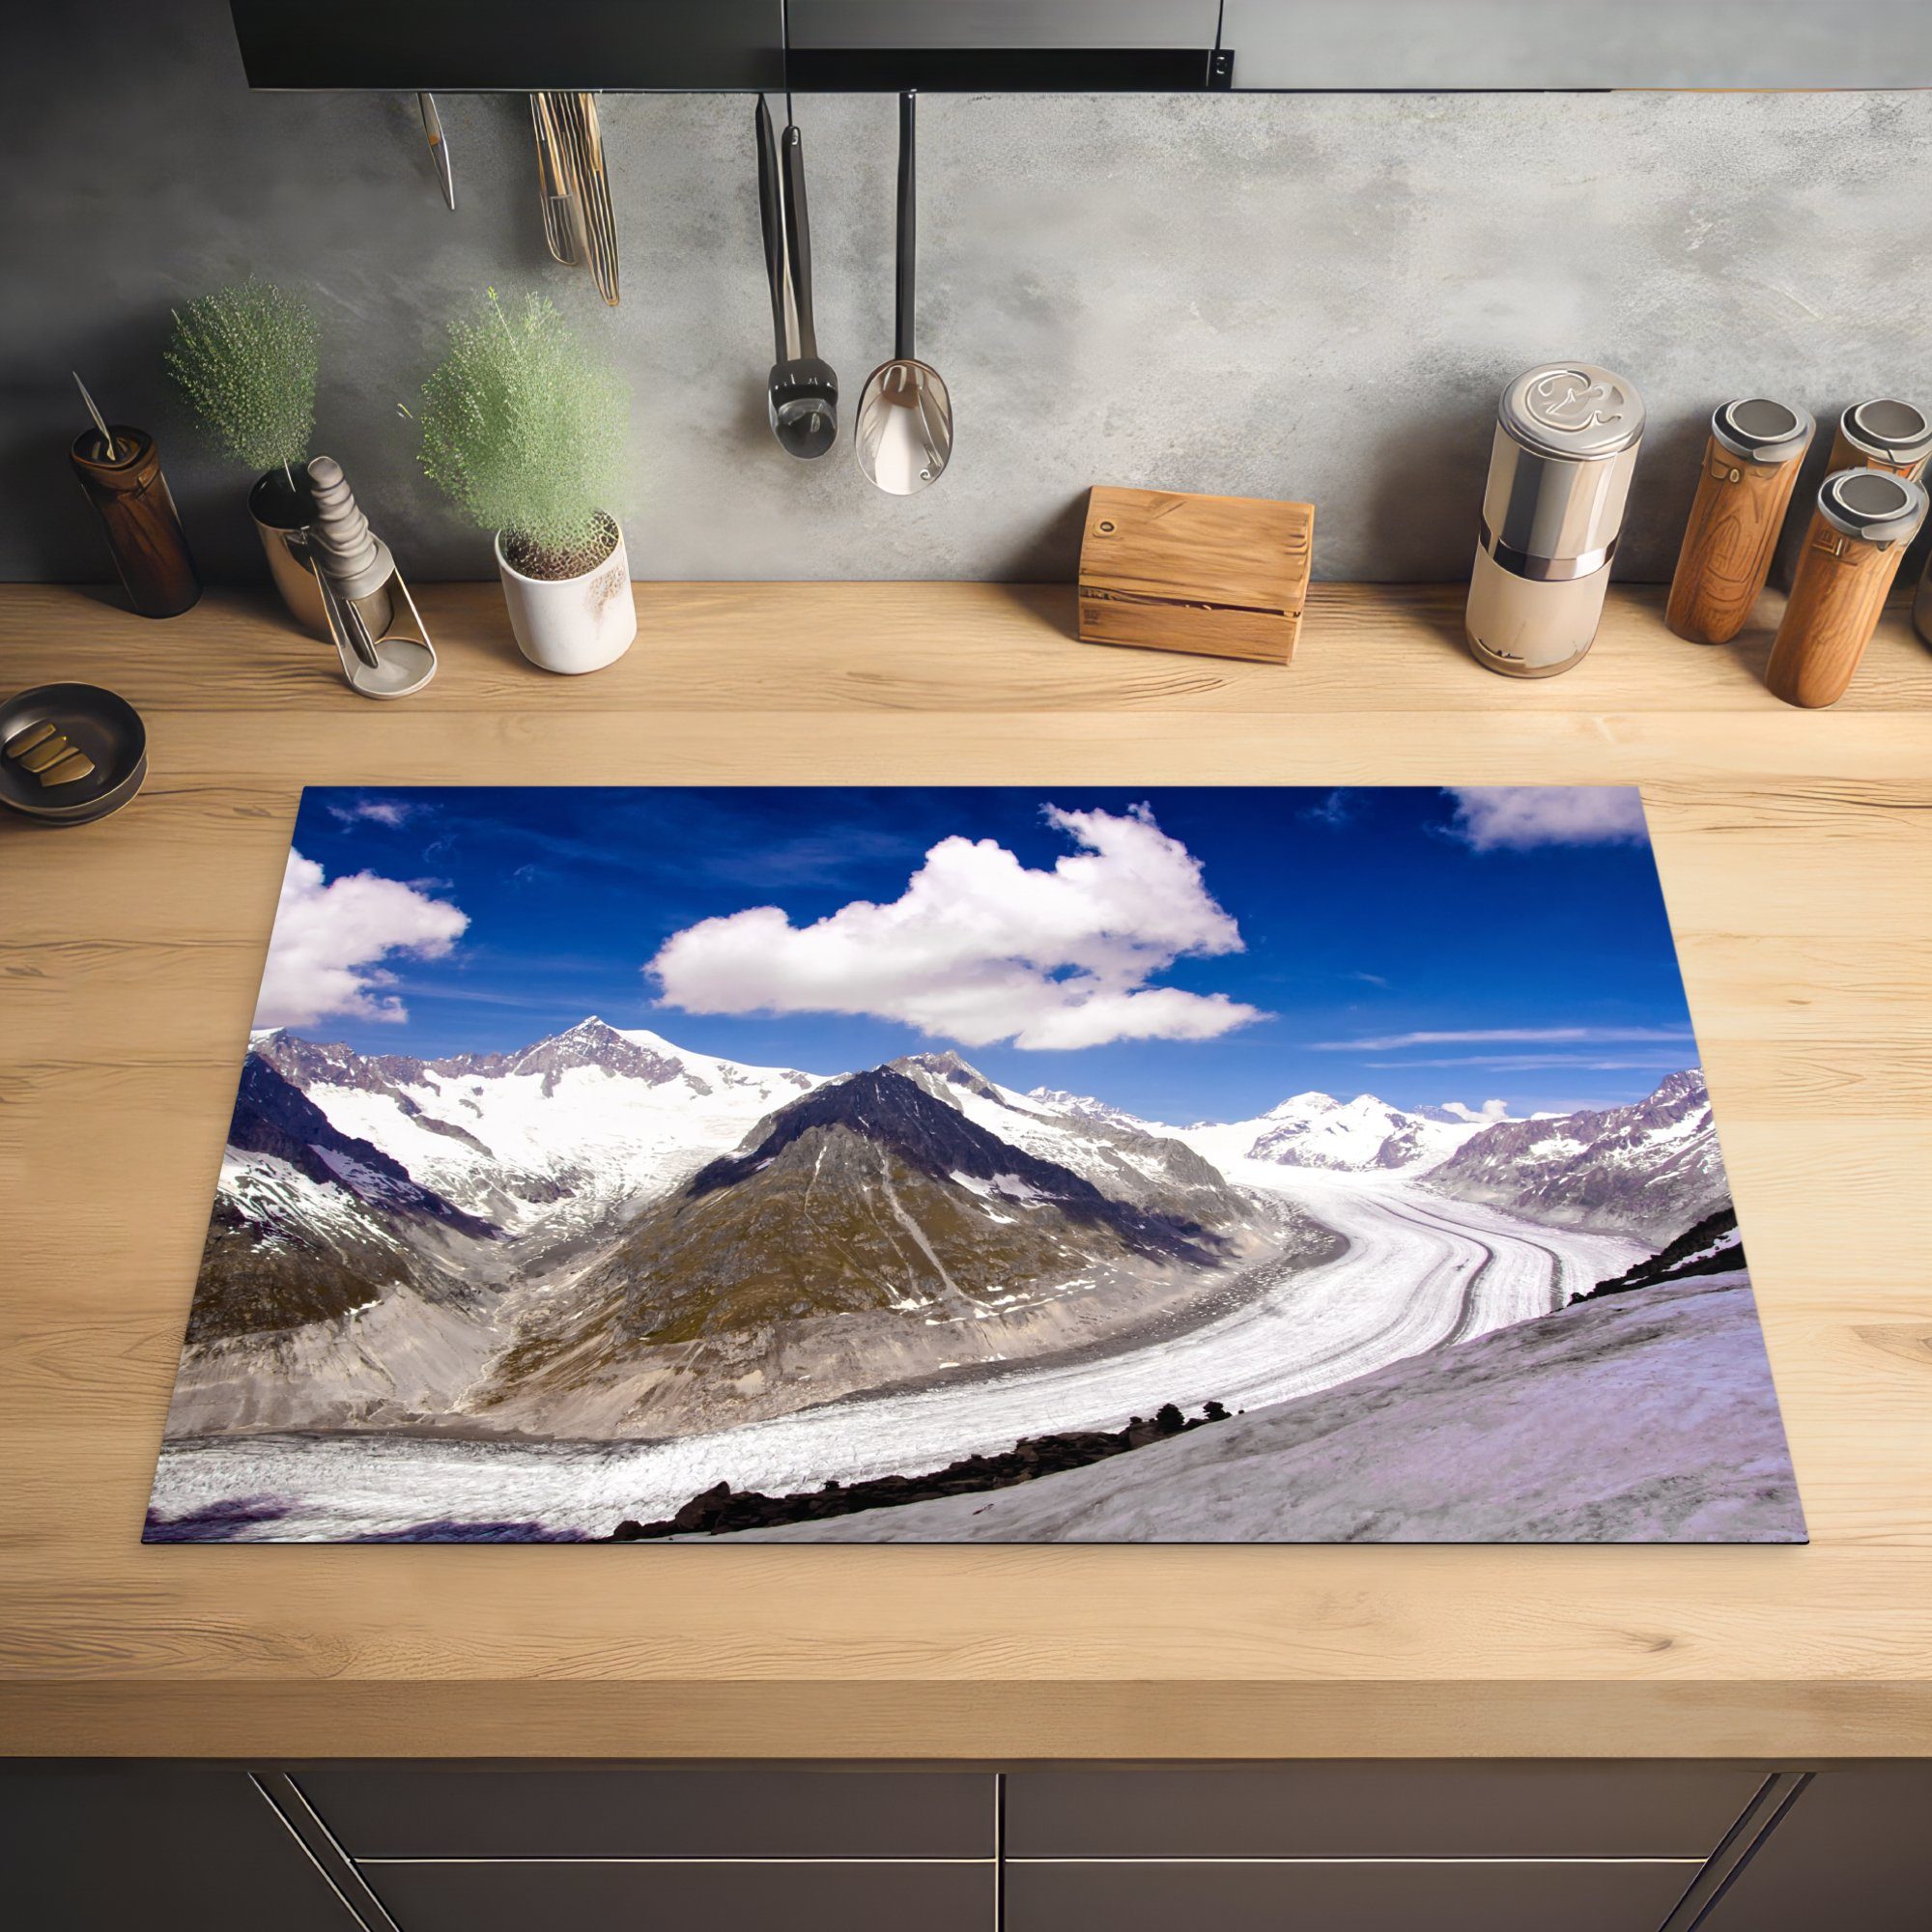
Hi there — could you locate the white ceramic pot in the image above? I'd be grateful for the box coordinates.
[494,521,637,674]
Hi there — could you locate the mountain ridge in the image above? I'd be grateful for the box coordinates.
[1426,1069,1725,1242]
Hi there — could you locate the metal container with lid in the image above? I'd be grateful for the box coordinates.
[1666,397,1815,646]
[1466,362,1646,677]
[1827,398,1932,482]
[1766,467,1929,709]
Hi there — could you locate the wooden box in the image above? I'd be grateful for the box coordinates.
[1075,485,1315,665]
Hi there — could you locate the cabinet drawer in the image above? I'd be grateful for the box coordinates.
[1006,1859,1695,1932]
[2,1765,354,1932]
[298,1765,992,1860]
[1697,1767,1932,1930]
[363,1860,992,1932]
[1005,1764,1757,1859]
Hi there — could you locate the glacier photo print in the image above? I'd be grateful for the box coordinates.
[146,785,1802,1546]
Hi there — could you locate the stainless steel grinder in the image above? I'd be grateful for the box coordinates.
[1465,362,1646,677]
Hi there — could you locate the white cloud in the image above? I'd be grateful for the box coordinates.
[647,804,1263,1051]
[253,849,469,1029]
[1439,1098,1512,1123]
[328,797,416,828]
[1443,785,1648,851]
[1315,1026,1691,1051]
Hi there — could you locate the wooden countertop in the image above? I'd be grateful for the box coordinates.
[2,579,1929,1762]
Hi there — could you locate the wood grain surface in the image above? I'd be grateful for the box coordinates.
[1766,509,1919,708]
[1666,436,1808,646]
[1077,487,1313,663]
[1,579,1929,1761]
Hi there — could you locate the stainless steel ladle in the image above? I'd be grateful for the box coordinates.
[856,92,952,495]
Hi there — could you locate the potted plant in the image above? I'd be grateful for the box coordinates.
[165,279,323,632]
[414,289,635,674]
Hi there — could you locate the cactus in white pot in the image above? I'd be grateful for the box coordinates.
[414,289,635,673]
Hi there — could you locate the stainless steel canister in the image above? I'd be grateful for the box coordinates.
[1466,362,1646,677]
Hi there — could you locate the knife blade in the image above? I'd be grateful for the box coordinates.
[560,93,621,307]
[418,92,456,212]
[530,93,583,267]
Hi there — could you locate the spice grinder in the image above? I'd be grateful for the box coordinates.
[1665,398,1814,645]
[1825,398,1932,482]
[1765,468,1928,709]
[1466,363,1645,677]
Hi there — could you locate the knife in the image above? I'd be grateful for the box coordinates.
[418,92,456,212]
[557,93,620,307]
[530,93,583,267]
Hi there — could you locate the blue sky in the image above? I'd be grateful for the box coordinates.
[261,785,1700,1122]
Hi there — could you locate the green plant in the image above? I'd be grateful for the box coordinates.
[413,289,630,579]
[165,279,319,483]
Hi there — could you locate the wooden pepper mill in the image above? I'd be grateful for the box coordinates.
[1824,398,1931,482]
[1765,469,1928,709]
[68,425,200,618]
[1665,399,1813,645]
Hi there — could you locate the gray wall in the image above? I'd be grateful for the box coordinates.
[8,1,1931,585]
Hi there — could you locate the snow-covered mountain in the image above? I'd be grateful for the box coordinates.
[1426,1069,1728,1243]
[472,1060,1317,1438]
[1179,1091,1503,1177]
[169,1022,1326,1441]
[251,1016,820,1247]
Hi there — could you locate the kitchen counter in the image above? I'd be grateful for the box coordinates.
[2,578,1928,1761]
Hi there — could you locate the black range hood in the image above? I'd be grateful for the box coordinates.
[228,0,1932,96]
[228,1,1232,94]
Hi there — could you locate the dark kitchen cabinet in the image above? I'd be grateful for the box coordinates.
[1005,1762,1760,1860]
[10,1760,1932,1932]
[1693,1766,1932,1931]
[1004,1858,1696,1932]
[0,1764,355,1932]
[363,1861,992,1932]
[298,1763,995,1859]
[230,0,785,92]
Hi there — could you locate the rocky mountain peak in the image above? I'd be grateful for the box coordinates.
[1425,1067,1723,1243]
[1643,1066,1708,1113]
[890,1050,1005,1107]
[508,1017,702,1095]
[1265,1091,1341,1119]
[227,1057,496,1238]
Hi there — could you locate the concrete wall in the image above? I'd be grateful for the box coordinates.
[9,2,1930,584]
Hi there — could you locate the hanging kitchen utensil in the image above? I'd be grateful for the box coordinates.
[756,93,838,460]
[559,93,620,306]
[529,93,583,266]
[529,93,618,303]
[417,92,456,211]
[856,92,952,495]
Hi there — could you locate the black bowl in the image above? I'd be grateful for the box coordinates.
[0,682,147,827]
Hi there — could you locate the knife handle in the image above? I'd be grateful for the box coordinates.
[781,126,816,359]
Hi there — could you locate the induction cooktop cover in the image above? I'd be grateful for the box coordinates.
[147,785,1802,1546]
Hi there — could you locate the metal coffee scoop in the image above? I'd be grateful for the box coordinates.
[856,91,952,495]
[306,456,437,698]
